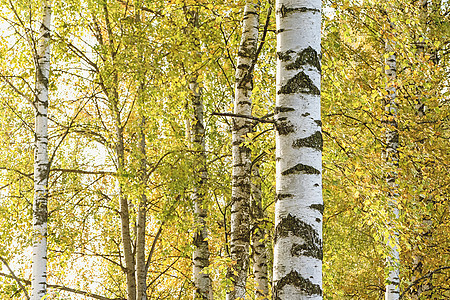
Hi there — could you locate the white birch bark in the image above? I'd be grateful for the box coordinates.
[134,5,148,299]
[185,9,212,300]
[229,2,260,299]
[190,77,212,300]
[251,163,268,300]
[136,116,147,300]
[32,2,51,299]
[273,0,322,299]
[384,38,400,300]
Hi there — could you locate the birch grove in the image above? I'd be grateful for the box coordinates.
[31,2,51,299]
[0,0,449,299]
[273,0,323,298]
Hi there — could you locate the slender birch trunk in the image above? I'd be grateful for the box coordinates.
[251,163,268,300]
[229,3,260,299]
[32,2,51,299]
[115,111,137,300]
[134,4,148,298]
[190,75,212,300]
[384,33,400,300]
[113,94,136,299]
[410,2,432,297]
[101,4,137,298]
[185,8,212,300]
[273,0,322,299]
[136,115,147,300]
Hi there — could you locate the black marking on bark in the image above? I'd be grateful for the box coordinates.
[277,50,295,61]
[286,46,321,72]
[278,71,320,95]
[237,100,252,106]
[277,193,294,200]
[314,183,320,187]
[273,270,322,298]
[301,112,310,117]
[276,29,285,34]
[291,241,323,260]
[193,231,207,247]
[237,63,250,70]
[275,106,295,113]
[278,5,321,18]
[274,214,323,260]
[282,163,320,175]
[274,214,322,259]
[276,120,295,135]
[316,218,321,223]
[310,204,324,214]
[314,120,322,127]
[292,131,323,151]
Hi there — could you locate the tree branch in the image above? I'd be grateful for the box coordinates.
[0,256,30,300]
[400,266,450,299]
[50,168,115,176]
[211,112,275,124]
[0,272,124,300]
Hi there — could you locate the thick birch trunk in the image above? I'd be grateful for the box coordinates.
[229,3,260,299]
[190,76,212,300]
[384,39,400,300]
[251,163,269,300]
[32,2,51,300]
[136,116,147,300]
[273,0,322,299]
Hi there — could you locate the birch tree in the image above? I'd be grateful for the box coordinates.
[251,162,269,300]
[184,7,213,299]
[273,0,322,299]
[229,2,260,299]
[383,10,400,300]
[32,1,51,299]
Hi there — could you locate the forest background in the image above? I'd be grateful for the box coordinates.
[0,0,449,299]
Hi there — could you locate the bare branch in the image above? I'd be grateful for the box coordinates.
[0,271,124,300]
[0,256,30,300]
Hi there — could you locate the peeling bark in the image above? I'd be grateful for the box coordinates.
[31,2,51,299]
[229,2,260,299]
[273,0,322,299]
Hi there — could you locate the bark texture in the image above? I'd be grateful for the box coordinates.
[135,5,148,299]
[190,76,212,300]
[273,0,322,299]
[136,116,147,300]
[31,2,51,299]
[251,163,269,300]
[229,2,260,299]
[186,8,212,300]
[384,35,400,300]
